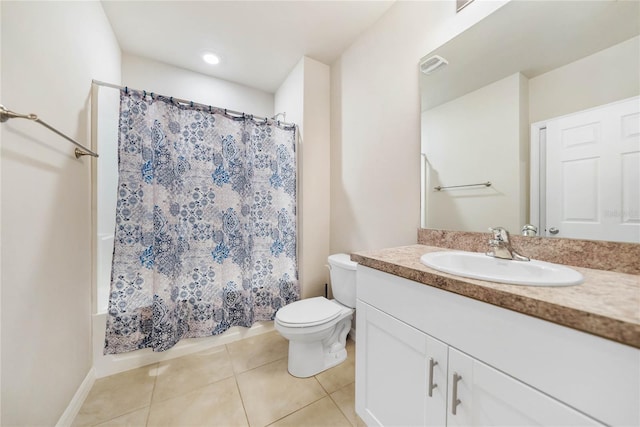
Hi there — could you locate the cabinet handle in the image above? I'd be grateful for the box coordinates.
[451,372,462,415]
[428,358,438,397]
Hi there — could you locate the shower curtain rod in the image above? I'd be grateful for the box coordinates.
[0,104,99,158]
[92,79,294,127]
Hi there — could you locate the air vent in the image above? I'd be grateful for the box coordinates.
[420,55,448,75]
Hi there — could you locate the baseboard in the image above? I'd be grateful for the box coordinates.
[56,368,96,427]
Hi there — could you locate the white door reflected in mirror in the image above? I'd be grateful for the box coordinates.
[532,97,640,244]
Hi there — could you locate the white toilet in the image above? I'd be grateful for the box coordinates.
[275,253,357,378]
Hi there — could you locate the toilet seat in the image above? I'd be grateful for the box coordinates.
[276,297,343,328]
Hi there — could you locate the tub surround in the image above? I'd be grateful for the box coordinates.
[351,244,640,348]
[418,228,640,275]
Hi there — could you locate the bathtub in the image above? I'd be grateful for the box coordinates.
[92,312,274,378]
[93,233,273,378]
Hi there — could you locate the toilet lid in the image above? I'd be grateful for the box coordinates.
[276,297,342,327]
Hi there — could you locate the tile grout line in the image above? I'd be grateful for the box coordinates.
[228,344,252,427]
[227,332,289,376]
[262,392,331,427]
[148,371,237,405]
[237,355,299,427]
[327,381,356,427]
[145,362,159,427]
[235,354,288,377]
[85,363,160,427]
[146,344,239,406]
[87,406,149,427]
[314,373,332,395]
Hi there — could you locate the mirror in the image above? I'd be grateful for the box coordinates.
[420,0,639,242]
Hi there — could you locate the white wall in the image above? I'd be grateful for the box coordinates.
[275,57,331,298]
[275,60,304,130]
[529,36,640,124]
[0,1,121,425]
[330,0,507,254]
[122,53,274,117]
[423,73,528,232]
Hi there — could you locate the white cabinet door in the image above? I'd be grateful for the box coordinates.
[356,301,448,427]
[424,335,448,427]
[447,348,602,426]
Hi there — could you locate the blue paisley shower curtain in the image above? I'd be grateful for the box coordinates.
[104,89,298,354]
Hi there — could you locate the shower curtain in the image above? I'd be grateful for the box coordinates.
[104,89,298,354]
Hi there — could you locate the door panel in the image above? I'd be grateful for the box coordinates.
[357,302,428,426]
[447,348,602,426]
[355,302,448,427]
[622,152,640,223]
[546,97,639,242]
[561,157,598,221]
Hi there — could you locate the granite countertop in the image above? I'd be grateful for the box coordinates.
[351,244,640,349]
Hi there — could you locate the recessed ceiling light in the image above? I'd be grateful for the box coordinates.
[202,53,220,65]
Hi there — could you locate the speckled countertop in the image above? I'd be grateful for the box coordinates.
[351,244,640,349]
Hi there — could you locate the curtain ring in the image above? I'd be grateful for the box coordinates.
[170,97,173,104]
[124,86,128,94]
[190,101,194,107]
[224,109,227,115]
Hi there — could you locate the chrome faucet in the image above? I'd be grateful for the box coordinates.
[486,227,530,261]
[521,224,538,237]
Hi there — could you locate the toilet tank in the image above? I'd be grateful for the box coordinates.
[328,253,357,308]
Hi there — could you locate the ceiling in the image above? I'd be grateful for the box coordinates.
[419,0,640,110]
[101,0,395,93]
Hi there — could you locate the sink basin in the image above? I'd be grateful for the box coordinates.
[420,251,583,286]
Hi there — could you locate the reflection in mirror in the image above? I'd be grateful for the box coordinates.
[419,0,639,243]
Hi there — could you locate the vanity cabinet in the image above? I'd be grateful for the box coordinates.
[355,266,639,426]
[357,301,600,427]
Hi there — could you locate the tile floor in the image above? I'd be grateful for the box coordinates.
[73,330,361,427]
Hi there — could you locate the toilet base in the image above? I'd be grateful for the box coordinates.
[285,316,352,378]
